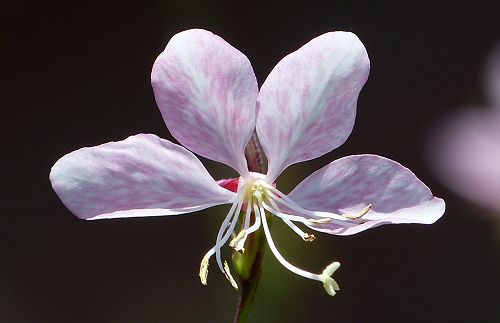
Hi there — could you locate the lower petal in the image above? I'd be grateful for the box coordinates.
[288,154,445,235]
[50,134,235,220]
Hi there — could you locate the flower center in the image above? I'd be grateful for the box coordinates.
[201,173,369,296]
[249,181,267,201]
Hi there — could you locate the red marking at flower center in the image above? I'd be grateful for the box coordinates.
[217,178,240,192]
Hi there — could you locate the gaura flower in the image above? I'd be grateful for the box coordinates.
[50,29,445,296]
[428,44,500,212]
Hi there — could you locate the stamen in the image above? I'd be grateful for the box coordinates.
[229,229,248,253]
[283,218,317,241]
[199,191,245,286]
[223,260,238,290]
[342,204,372,219]
[215,198,244,273]
[246,203,262,234]
[261,201,331,227]
[228,200,263,253]
[259,181,357,225]
[227,196,257,254]
[243,197,252,229]
[215,198,241,248]
[266,198,316,242]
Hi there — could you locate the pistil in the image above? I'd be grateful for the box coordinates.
[257,197,339,292]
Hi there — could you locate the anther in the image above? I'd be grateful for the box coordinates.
[223,260,238,290]
[199,254,210,285]
[303,233,316,242]
[308,218,332,224]
[229,229,248,253]
[342,204,372,219]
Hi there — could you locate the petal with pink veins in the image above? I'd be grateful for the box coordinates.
[50,134,235,220]
[288,155,445,235]
[257,32,370,180]
[152,29,258,175]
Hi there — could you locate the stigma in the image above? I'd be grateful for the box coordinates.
[201,173,371,296]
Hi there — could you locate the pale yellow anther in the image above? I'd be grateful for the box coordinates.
[199,254,210,286]
[229,229,248,253]
[308,218,332,224]
[343,204,372,219]
[303,233,316,242]
[319,261,341,296]
[223,260,239,290]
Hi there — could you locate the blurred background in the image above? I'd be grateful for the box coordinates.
[3,1,499,322]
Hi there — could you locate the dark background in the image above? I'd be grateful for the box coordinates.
[3,1,499,322]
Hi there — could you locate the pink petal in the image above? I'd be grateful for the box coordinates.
[288,155,445,235]
[256,32,370,180]
[50,134,235,220]
[429,109,500,211]
[151,29,258,175]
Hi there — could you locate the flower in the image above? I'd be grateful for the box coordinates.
[428,44,500,212]
[50,29,445,295]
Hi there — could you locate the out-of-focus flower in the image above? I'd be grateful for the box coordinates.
[428,44,500,212]
[50,29,445,296]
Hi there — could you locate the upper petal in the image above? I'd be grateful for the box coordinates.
[257,31,370,180]
[288,154,445,235]
[152,29,258,175]
[50,134,235,220]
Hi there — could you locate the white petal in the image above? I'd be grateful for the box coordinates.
[289,154,445,235]
[152,29,258,175]
[257,32,370,180]
[50,134,235,220]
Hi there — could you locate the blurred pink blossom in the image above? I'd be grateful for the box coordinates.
[50,29,445,295]
[428,44,500,211]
